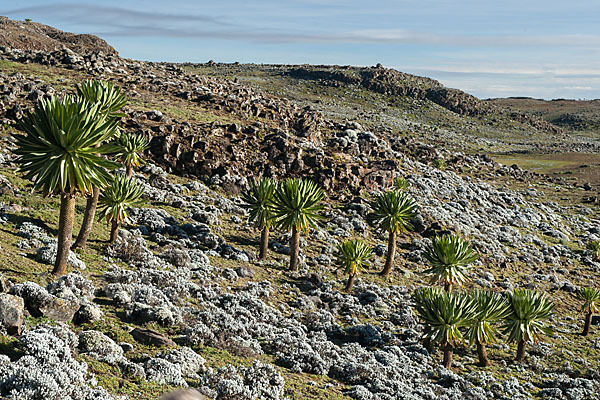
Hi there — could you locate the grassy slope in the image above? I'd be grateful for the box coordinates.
[182,64,600,188]
[0,61,599,398]
[182,64,568,151]
[487,97,600,135]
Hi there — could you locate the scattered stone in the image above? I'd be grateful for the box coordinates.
[73,301,103,325]
[0,293,24,335]
[78,330,125,364]
[131,327,176,347]
[36,244,86,270]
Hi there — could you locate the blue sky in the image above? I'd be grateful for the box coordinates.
[3,1,599,99]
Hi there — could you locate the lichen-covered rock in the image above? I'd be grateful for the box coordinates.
[0,293,24,335]
[73,301,103,325]
[198,361,285,400]
[78,330,125,364]
[36,244,86,270]
[9,281,53,317]
[144,358,187,387]
[157,347,206,378]
[0,323,114,400]
[9,281,80,322]
[17,222,52,243]
[160,248,192,268]
[104,229,165,268]
[47,273,95,300]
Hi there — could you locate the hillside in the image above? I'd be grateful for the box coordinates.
[0,17,599,400]
[487,97,600,135]
[0,16,117,55]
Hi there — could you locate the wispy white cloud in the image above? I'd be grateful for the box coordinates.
[3,3,229,25]
[3,1,598,98]
[4,3,600,49]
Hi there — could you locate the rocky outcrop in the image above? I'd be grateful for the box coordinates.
[0,16,117,55]
[287,64,562,134]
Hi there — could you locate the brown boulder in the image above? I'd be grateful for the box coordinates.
[0,293,24,335]
[131,328,175,347]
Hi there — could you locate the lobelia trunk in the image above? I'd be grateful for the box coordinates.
[109,220,120,244]
[259,225,270,261]
[422,326,433,353]
[73,143,102,250]
[582,311,593,336]
[53,192,76,276]
[476,338,491,367]
[72,186,100,250]
[345,273,356,292]
[289,225,301,271]
[126,164,133,178]
[516,339,526,362]
[444,282,453,292]
[380,229,397,276]
[443,342,453,369]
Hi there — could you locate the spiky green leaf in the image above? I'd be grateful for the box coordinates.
[76,79,127,119]
[465,290,510,346]
[271,178,325,233]
[575,287,600,314]
[423,234,478,288]
[97,174,145,225]
[414,287,477,345]
[14,96,120,196]
[336,239,373,276]
[502,289,554,344]
[368,190,417,234]
[114,132,149,169]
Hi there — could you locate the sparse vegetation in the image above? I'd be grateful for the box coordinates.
[73,80,127,250]
[14,95,119,275]
[336,239,373,291]
[368,190,417,276]
[271,178,325,271]
[423,234,478,292]
[575,287,600,336]
[0,20,599,399]
[394,177,409,190]
[97,174,145,243]
[116,132,149,178]
[466,290,510,367]
[414,288,476,368]
[433,159,447,170]
[587,240,600,261]
[503,289,554,362]
[241,177,277,261]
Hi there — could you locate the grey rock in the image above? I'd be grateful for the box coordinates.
[0,293,24,335]
[36,244,86,270]
[144,358,187,386]
[73,301,103,325]
[78,330,124,364]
